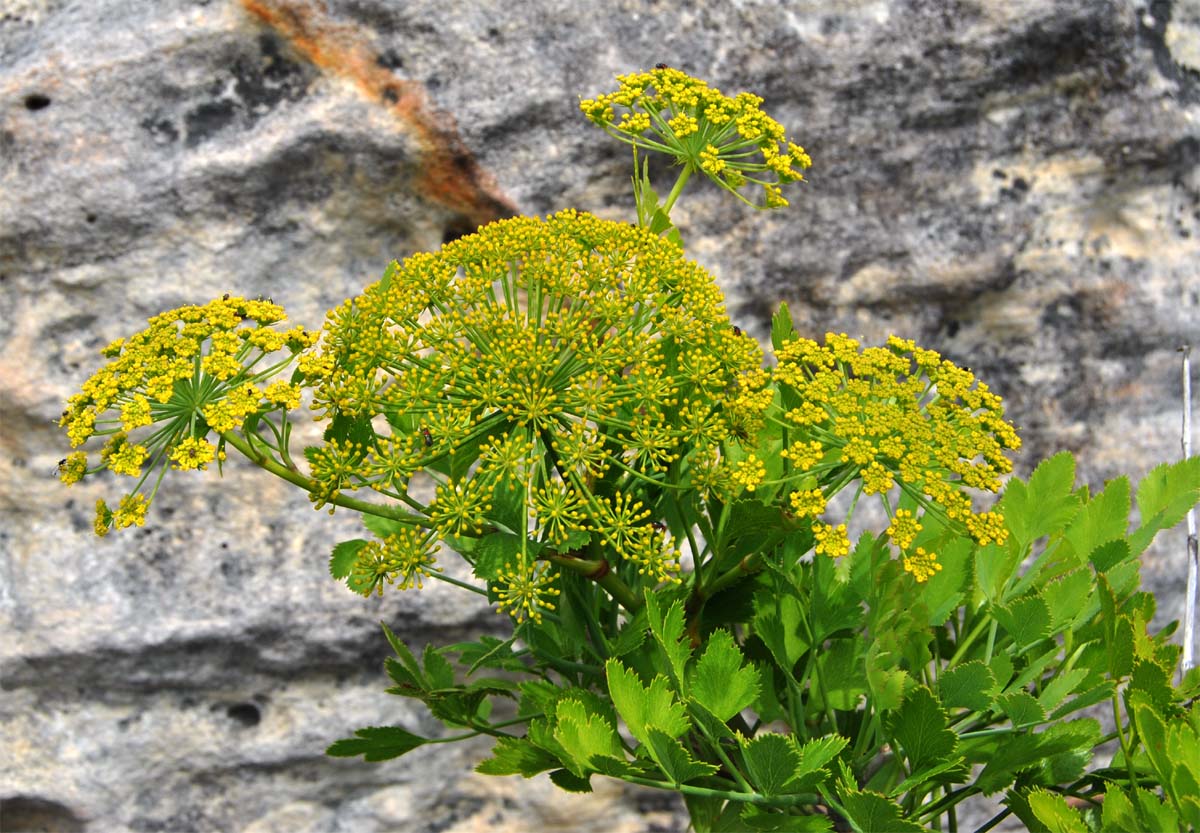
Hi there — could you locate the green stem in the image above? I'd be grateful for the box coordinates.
[220,430,428,526]
[660,166,694,218]
[622,776,817,808]
[545,553,641,613]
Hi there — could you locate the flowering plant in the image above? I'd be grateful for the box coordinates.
[62,68,1200,832]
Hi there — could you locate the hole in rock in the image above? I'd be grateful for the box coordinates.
[0,796,85,832]
[23,94,51,111]
[226,701,262,727]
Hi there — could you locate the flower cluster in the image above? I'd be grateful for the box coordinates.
[302,209,764,619]
[580,67,811,208]
[771,331,1020,576]
[60,296,317,535]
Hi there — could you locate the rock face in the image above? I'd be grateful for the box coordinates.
[1,0,1197,830]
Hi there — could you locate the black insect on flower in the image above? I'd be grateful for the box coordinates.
[733,326,742,337]
[655,62,669,70]
[54,458,66,476]
[421,427,433,447]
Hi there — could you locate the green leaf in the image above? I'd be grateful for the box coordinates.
[887,686,956,773]
[1038,569,1093,632]
[1099,785,1144,833]
[1002,452,1081,548]
[937,661,996,712]
[1027,789,1089,833]
[814,638,867,711]
[553,699,624,777]
[325,725,428,761]
[1130,456,1200,555]
[1089,537,1132,573]
[975,539,1024,603]
[604,658,689,745]
[645,589,691,689]
[737,806,833,832]
[997,691,1046,727]
[689,629,761,721]
[771,303,797,352]
[475,735,561,777]
[381,622,426,695]
[754,590,808,672]
[1132,787,1180,833]
[1038,668,1088,713]
[645,728,719,785]
[422,643,455,690]
[1050,681,1113,721]
[887,757,967,798]
[330,539,368,580]
[549,768,593,792]
[1064,476,1130,563]
[791,734,849,790]
[918,534,971,625]
[473,532,525,582]
[865,644,911,713]
[610,608,648,657]
[993,595,1052,648]
[449,635,527,675]
[378,259,400,293]
[739,732,802,797]
[837,787,924,833]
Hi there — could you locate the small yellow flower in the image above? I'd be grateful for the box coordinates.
[787,488,826,519]
[731,454,767,492]
[813,522,850,559]
[903,547,942,583]
[886,509,922,551]
[170,437,217,471]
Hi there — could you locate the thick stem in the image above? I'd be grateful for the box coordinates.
[660,166,694,218]
[220,429,428,526]
[545,552,641,613]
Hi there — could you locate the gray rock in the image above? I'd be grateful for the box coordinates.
[1,0,1196,830]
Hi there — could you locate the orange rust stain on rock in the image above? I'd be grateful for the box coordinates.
[239,0,514,229]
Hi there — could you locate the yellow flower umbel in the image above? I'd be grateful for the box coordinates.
[60,296,317,536]
[305,210,764,618]
[581,67,811,210]
[771,329,1021,567]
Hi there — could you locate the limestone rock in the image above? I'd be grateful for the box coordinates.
[1,0,1196,830]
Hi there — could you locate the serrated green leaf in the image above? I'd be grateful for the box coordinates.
[645,728,719,785]
[448,635,527,675]
[553,699,623,777]
[1130,456,1200,555]
[330,539,368,580]
[422,643,455,690]
[605,658,689,745]
[1132,786,1180,833]
[361,513,409,539]
[1099,785,1143,833]
[1064,476,1130,563]
[838,788,924,833]
[1027,788,1089,833]
[791,734,849,790]
[737,806,833,832]
[975,539,1024,603]
[688,629,761,722]
[381,622,426,694]
[549,768,593,792]
[814,638,867,711]
[475,735,562,777]
[1134,698,1174,790]
[473,532,525,582]
[1038,569,1093,632]
[1089,537,1132,573]
[325,725,428,761]
[887,685,956,773]
[993,595,1051,648]
[754,590,808,672]
[1038,668,1088,713]
[644,589,691,689]
[887,757,967,798]
[740,732,802,797]
[865,643,910,712]
[937,661,996,712]
[1050,681,1113,721]
[997,690,1046,727]
[610,608,648,657]
[918,534,971,625]
[1002,452,1081,548]
[771,303,797,352]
